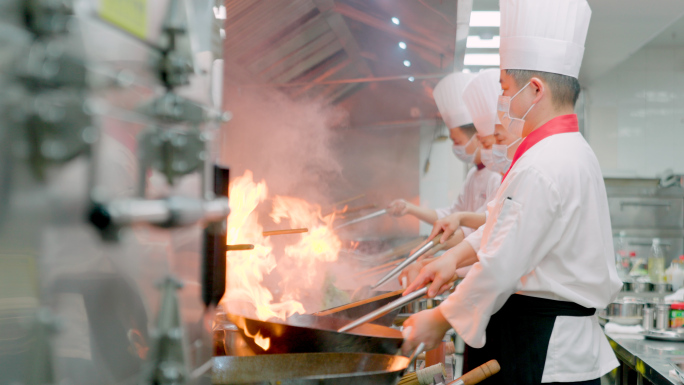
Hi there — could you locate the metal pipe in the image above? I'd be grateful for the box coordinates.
[107,199,171,224]
[94,196,230,230]
[203,197,230,223]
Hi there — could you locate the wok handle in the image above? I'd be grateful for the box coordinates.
[371,233,443,289]
[407,342,426,368]
[337,286,428,332]
[448,360,500,385]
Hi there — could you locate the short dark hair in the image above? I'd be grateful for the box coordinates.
[458,123,477,138]
[505,69,581,108]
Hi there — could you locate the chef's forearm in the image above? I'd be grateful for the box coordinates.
[459,212,486,229]
[446,228,465,247]
[406,204,439,224]
[452,239,479,268]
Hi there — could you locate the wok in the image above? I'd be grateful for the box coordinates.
[212,352,410,385]
[225,312,403,355]
[312,289,403,327]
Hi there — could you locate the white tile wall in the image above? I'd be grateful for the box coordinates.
[585,46,684,177]
[418,123,468,235]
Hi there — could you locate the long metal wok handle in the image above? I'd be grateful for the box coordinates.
[372,233,443,289]
[448,359,500,385]
[407,342,426,368]
[337,287,429,333]
[334,209,388,230]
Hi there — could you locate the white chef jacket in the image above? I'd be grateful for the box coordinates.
[435,165,501,237]
[455,225,485,278]
[439,116,622,382]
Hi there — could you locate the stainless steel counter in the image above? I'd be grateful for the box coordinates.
[606,333,684,384]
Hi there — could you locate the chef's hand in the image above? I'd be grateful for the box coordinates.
[387,199,412,217]
[427,213,463,243]
[401,308,451,355]
[397,258,435,288]
[404,250,459,298]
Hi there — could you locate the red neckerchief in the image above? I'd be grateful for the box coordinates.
[476,163,486,170]
[502,114,579,181]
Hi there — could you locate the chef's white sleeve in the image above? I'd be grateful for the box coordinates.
[438,167,562,348]
[435,194,475,237]
[463,224,484,252]
[435,195,466,220]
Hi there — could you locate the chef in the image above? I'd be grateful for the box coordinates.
[401,0,622,384]
[399,68,520,283]
[388,72,501,246]
[425,69,524,251]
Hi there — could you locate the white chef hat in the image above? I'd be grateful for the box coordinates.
[499,0,592,79]
[463,69,501,136]
[433,72,475,128]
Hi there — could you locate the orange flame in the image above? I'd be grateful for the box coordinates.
[254,331,270,351]
[271,196,341,292]
[234,318,271,351]
[222,171,341,324]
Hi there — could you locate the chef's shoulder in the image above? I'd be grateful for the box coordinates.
[513,132,601,196]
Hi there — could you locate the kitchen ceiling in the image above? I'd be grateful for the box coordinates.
[581,0,684,85]
[222,0,684,127]
[223,0,469,128]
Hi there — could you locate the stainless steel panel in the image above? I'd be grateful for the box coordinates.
[604,177,684,198]
[608,197,684,229]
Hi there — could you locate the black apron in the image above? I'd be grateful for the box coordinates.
[463,294,595,385]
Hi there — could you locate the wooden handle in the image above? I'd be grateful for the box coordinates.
[225,244,254,251]
[428,237,448,254]
[262,228,308,236]
[452,360,500,385]
[331,193,365,207]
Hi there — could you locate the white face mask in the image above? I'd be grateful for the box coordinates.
[480,148,495,169]
[487,138,522,173]
[452,135,479,164]
[497,82,536,137]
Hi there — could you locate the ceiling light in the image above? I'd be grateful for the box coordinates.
[213,5,227,20]
[398,41,407,49]
[408,76,415,82]
[403,60,411,67]
[464,53,500,66]
[469,11,500,27]
[391,17,400,25]
[466,35,500,49]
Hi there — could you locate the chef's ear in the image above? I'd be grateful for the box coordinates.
[529,77,545,105]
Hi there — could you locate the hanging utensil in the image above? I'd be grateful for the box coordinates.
[372,233,445,289]
[338,287,429,333]
[334,209,388,230]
